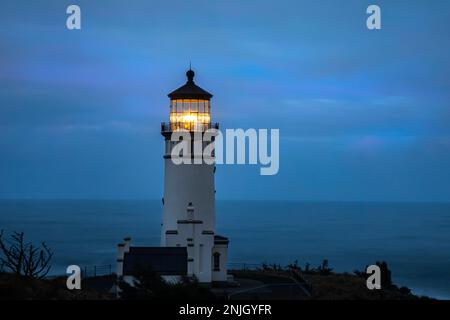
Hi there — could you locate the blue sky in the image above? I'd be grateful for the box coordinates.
[0,0,449,201]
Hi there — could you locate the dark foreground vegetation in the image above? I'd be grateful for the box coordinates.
[0,273,109,300]
[0,261,430,300]
[117,269,216,300]
[228,260,430,300]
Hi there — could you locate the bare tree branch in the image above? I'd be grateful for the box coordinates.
[0,231,53,278]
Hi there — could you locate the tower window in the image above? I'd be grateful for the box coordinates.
[213,252,220,271]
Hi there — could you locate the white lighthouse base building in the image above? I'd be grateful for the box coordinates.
[115,229,228,285]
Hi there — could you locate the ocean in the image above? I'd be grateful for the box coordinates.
[0,200,449,299]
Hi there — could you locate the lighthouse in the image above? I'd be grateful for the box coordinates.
[160,69,229,283]
[115,69,228,287]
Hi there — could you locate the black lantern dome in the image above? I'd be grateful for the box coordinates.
[168,69,213,100]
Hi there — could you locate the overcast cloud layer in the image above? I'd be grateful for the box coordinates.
[0,0,449,201]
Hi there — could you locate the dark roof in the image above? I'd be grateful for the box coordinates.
[123,247,187,276]
[214,235,229,245]
[168,69,213,100]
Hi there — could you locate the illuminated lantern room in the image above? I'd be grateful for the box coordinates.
[165,69,215,132]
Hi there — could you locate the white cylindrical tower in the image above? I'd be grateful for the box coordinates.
[160,69,219,283]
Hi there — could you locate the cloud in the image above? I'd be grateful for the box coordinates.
[1,0,450,200]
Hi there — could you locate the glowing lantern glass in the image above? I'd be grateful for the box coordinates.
[170,99,211,131]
